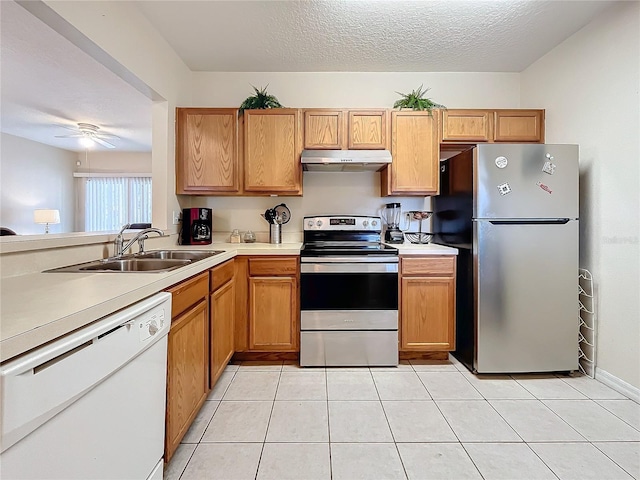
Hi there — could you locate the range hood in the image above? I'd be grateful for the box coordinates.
[301,149,392,172]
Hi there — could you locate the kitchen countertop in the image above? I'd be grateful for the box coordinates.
[0,243,300,363]
[0,241,457,363]
[390,242,459,255]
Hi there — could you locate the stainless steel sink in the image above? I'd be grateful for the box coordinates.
[44,250,225,273]
[138,250,225,261]
[79,258,191,272]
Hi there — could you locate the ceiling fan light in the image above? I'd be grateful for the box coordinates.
[80,136,94,148]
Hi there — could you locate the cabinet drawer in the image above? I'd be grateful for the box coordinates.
[167,272,209,317]
[210,259,234,291]
[401,256,455,276]
[249,257,298,276]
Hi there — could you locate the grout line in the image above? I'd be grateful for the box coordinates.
[370,366,410,480]
[591,441,640,478]
[592,399,640,432]
[175,443,199,480]
[253,366,283,480]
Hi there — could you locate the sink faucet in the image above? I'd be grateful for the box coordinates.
[114,224,164,257]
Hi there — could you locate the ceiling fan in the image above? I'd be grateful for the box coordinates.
[55,123,118,149]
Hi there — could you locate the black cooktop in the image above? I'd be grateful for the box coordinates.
[301,243,398,257]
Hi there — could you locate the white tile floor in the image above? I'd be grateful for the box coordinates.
[164,358,640,480]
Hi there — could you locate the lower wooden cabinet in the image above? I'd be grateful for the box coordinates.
[210,260,235,386]
[165,273,210,462]
[234,256,299,353]
[400,256,456,351]
[249,276,297,350]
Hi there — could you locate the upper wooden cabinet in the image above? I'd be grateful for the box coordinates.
[442,110,492,142]
[303,109,345,149]
[494,110,544,143]
[176,108,240,195]
[382,111,439,196]
[243,109,303,195]
[441,109,545,144]
[303,109,389,150]
[348,110,388,149]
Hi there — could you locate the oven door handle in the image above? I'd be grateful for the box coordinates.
[301,263,399,274]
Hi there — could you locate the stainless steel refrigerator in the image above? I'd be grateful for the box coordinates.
[434,144,579,373]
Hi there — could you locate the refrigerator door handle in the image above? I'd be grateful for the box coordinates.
[489,219,571,225]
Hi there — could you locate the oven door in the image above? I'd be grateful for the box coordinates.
[300,261,398,311]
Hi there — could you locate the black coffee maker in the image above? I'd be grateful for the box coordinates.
[181,208,212,245]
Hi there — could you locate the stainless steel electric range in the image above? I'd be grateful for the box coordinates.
[299,215,399,367]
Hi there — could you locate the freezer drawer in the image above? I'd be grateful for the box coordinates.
[475,220,579,373]
[300,330,398,367]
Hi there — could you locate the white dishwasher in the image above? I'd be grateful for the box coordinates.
[0,292,171,480]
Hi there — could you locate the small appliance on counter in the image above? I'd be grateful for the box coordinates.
[381,202,404,244]
[181,208,212,245]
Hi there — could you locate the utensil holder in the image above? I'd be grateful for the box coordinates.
[270,224,282,244]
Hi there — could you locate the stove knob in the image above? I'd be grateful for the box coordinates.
[372,220,378,227]
[316,220,323,227]
[363,220,369,227]
[307,220,314,228]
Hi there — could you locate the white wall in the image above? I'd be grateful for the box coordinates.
[187,71,521,235]
[40,0,193,231]
[192,72,520,109]
[75,151,152,173]
[0,133,76,234]
[521,1,640,389]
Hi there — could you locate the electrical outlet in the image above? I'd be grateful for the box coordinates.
[172,211,181,225]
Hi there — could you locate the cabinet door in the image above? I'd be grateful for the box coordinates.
[348,110,388,149]
[176,108,239,194]
[494,110,544,143]
[401,276,455,351]
[249,277,297,351]
[442,110,491,142]
[244,109,302,194]
[304,110,345,149]
[165,299,209,462]
[386,111,439,195]
[210,279,235,386]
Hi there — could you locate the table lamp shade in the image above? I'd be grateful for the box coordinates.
[34,209,60,225]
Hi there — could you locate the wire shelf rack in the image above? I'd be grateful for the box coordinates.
[578,268,596,378]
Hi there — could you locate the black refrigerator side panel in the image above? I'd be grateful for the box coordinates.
[434,148,476,372]
[451,247,474,371]
[433,150,474,245]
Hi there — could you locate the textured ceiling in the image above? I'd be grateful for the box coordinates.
[134,0,614,72]
[0,0,616,153]
[0,1,152,152]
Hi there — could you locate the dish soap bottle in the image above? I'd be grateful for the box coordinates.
[230,229,241,243]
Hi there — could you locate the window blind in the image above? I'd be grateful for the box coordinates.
[83,177,152,232]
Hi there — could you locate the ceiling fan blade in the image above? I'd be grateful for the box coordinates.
[55,134,84,138]
[96,133,120,139]
[92,137,116,149]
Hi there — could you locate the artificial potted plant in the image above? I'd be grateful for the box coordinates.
[393,85,445,113]
[239,85,284,114]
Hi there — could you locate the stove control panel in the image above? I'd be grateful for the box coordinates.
[303,216,382,232]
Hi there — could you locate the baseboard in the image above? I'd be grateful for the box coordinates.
[595,367,640,404]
